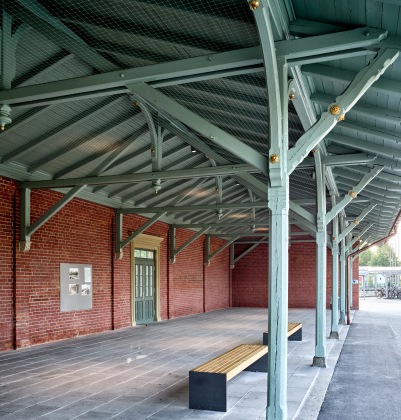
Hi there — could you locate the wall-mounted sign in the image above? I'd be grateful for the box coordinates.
[60,263,92,311]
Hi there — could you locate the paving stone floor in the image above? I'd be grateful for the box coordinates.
[0,308,350,419]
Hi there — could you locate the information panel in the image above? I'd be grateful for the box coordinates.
[60,263,92,311]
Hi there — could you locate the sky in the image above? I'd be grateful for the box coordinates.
[388,229,401,261]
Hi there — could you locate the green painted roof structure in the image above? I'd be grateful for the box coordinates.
[0,0,400,249]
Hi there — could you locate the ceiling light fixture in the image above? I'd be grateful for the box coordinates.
[0,105,12,131]
[152,179,162,194]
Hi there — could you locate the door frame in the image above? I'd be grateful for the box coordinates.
[131,234,163,326]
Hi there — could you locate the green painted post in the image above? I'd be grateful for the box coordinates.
[267,182,289,418]
[339,217,346,324]
[313,151,326,367]
[330,194,339,339]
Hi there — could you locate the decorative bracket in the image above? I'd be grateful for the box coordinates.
[19,185,85,252]
[170,225,210,264]
[344,224,373,254]
[115,211,166,259]
[231,235,269,268]
[326,166,383,224]
[205,235,239,267]
[338,204,376,244]
[287,48,399,175]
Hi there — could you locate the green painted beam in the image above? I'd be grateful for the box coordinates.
[0,46,263,106]
[20,164,255,189]
[276,27,387,59]
[129,83,269,174]
[303,63,401,98]
[120,201,268,215]
[338,204,376,243]
[288,48,399,174]
[297,153,376,168]
[7,0,118,72]
[312,92,401,125]
[287,48,374,67]
[327,133,401,160]
[326,166,383,224]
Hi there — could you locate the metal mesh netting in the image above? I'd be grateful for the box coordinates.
[5,0,258,84]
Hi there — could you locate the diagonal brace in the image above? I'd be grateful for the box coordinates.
[232,236,269,267]
[205,236,239,267]
[287,48,399,174]
[115,211,166,259]
[19,185,86,251]
[338,204,376,243]
[345,223,374,254]
[170,226,210,264]
[326,166,383,224]
[128,83,269,174]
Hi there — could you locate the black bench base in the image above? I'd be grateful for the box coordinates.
[189,353,268,412]
[263,327,302,345]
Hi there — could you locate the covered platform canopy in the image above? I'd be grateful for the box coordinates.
[0,0,401,418]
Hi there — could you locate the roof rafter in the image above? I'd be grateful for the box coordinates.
[130,83,268,174]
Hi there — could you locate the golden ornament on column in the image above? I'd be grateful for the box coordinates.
[249,0,260,10]
[270,154,279,164]
[329,104,341,115]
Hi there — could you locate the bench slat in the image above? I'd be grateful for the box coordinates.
[265,322,302,337]
[192,344,268,380]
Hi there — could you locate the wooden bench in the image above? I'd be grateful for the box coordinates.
[263,322,302,345]
[189,344,268,412]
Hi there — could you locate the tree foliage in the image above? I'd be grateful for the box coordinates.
[359,249,373,266]
[359,243,399,267]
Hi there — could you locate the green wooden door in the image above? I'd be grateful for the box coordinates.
[135,257,155,324]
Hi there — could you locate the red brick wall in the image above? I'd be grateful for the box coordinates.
[1,172,357,352]
[0,178,16,351]
[16,188,115,348]
[205,238,230,312]
[352,256,359,310]
[232,244,268,307]
[232,242,334,308]
[0,176,231,351]
[169,229,204,317]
